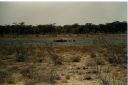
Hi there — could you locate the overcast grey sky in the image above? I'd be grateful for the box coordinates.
[0,2,127,25]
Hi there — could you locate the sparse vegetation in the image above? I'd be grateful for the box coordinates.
[0,34,126,85]
[96,36,127,65]
[93,36,127,85]
[45,45,62,65]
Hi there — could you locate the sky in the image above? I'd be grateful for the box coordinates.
[0,2,127,25]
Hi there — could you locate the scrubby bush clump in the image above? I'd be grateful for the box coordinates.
[0,70,11,84]
[94,36,127,65]
[48,69,60,83]
[16,45,28,62]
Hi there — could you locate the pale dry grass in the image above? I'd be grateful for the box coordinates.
[0,44,126,85]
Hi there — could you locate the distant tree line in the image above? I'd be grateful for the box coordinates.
[0,21,127,35]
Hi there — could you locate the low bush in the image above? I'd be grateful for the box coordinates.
[16,46,28,62]
[48,69,60,83]
[0,70,10,84]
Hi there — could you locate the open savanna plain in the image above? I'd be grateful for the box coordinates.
[0,34,127,85]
